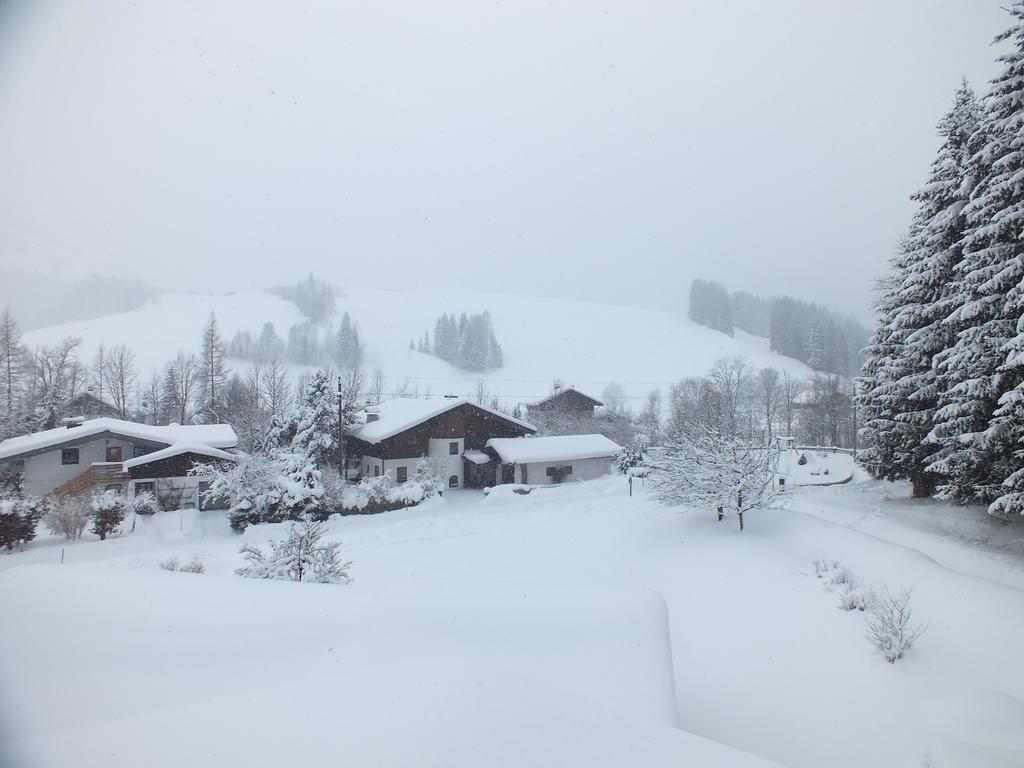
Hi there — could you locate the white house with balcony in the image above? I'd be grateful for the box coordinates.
[0,417,237,507]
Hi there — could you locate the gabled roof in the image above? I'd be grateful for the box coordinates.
[123,443,237,471]
[531,387,604,409]
[350,397,535,444]
[0,418,238,462]
[486,434,622,464]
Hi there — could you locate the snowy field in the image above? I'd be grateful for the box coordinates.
[3,457,1024,768]
[21,288,811,407]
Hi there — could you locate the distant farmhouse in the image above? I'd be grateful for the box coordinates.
[0,418,237,510]
[526,386,604,434]
[348,396,620,488]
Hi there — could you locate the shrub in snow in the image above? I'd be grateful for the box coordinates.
[236,520,351,584]
[45,497,90,541]
[616,446,644,475]
[865,588,928,663]
[837,587,872,612]
[797,453,808,466]
[89,490,129,541]
[196,452,292,532]
[129,491,159,516]
[160,556,205,574]
[0,497,45,551]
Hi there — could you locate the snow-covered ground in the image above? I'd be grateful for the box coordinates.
[21,288,811,407]
[3,467,1023,767]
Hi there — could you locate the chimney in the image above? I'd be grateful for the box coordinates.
[62,416,85,429]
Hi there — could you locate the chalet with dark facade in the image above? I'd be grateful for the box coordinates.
[527,387,604,433]
[347,398,536,489]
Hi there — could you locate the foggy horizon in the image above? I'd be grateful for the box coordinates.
[0,1,1010,324]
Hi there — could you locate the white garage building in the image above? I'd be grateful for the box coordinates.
[486,434,621,486]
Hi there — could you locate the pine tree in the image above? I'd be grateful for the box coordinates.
[928,8,1024,505]
[804,321,826,371]
[198,313,228,423]
[861,81,983,497]
[287,370,338,470]
[0,309,27,439]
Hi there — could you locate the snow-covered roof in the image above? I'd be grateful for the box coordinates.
[463,449,491,465]
[123,443,237,471]
[531,387,604,408]
[350,398,535,444]
[486,434,622,464]
[0,418,238,462]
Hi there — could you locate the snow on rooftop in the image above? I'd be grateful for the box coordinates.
[0,418,237,462]
[350,397,535,444]
[122,443,237,471]
[486,434,622,464]
[463,449,491,465]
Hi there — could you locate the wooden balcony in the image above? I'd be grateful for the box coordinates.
[50,462,130,500]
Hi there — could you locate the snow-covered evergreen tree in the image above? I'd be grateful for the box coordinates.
[286,370,338,470]
[859,81,983,497]
[804,321,826,371]
[928,8,1024,506]
[334,312,362,369]
[236,520,351,583]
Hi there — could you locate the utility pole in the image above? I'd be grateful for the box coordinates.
[337,376,346,483]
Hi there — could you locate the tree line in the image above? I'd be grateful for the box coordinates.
[687,278,868,376]
[417,311,504,372]
[859,5,1024,517]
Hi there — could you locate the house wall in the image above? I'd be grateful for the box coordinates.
[429,437,464,488]
[515,456,615,486]
[126,452,231,511]
[361,455,384,478]
[22,436,140,497]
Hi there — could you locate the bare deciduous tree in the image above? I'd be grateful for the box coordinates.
[103,344,138,420]
[757,367,781,445]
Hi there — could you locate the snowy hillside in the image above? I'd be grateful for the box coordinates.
[22,288,811,407]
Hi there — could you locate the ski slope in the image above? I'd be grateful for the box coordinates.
[22,288,811,407]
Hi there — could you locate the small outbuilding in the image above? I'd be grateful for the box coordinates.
[485,434,621,486]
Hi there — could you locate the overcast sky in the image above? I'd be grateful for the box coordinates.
[0,0,1010,322]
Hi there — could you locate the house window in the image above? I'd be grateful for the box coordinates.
[374,465,380,477]
[396,466,408,483]
[565,465,573,475]
[106,446,123,463]
[449,441,459,455]
[135,482,155,496]
[448,474,459,488]
[545,466,556,477]
[61,447,79,465]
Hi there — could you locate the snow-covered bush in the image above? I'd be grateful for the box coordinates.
[236,520,351,584]
[837,587,872,612]
[865,588,928,663]
[89,490,128,541]
[45,497,90,541]
[335,464,444,516]
[616,446,644,475]
[129,491,159,516]
[196,452,292,532]
[160,556,205,574]
[0,497,45,551]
